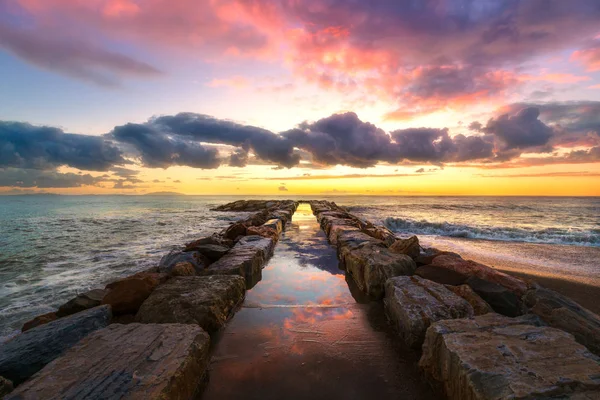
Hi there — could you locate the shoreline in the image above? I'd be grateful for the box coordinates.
[419,235,600,315]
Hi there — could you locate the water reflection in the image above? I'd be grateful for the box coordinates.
[201,204,436,399]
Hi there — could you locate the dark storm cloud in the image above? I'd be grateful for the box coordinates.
[0,168,105,188]
[229,148,249,167]
[109,122,221,169]
[110,113,300,168]
[0,121,126,171]
[481,107,554,150]
[282,112,391,168]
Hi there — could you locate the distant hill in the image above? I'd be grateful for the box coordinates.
[144,191,185,196]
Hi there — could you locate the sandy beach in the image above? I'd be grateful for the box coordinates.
[421,236,600,314]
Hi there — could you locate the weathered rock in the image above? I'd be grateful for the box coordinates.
[389,235,420,258]
[223,222,247,240]
[414,248,462,266]
[384,276,474,348]
[136,276,245,333]
[467,276,522,317]
[362,226,397,246]
[188,243,230,262]
[201,235,274,286]
[445,284,493,315]
[0,376,13,397]
[337,230,384,253]
[430,254,529,295]
[21,312,58,332]
[158,249,207,274]
[184,234,233,251]
[523,287,600,356]
[263,218,283,234]
[102,273,163,315]
[316,210,350,224]
[328,224,360,246]
[246,225,279,241]
[321,217,358,235]
[6,324,210,400]
[415,264,469,286]
[270,210,292,225]
[0,305,111,385]
[171,261,196,276]
[56,289,109,317]
[343,244,417,299]
[420,313,600,400]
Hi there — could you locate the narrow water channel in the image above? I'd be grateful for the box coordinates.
[202,204,437,399]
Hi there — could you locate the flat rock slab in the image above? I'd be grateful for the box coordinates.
[384,276,474,348]
[202,235,274,287]
[0,305,111,385]
[343,245,417,299]
[7,323,210,400]
[524,287,600,356]
[420,313,600,400]
[136,276,245,333]
[430,255,529,295]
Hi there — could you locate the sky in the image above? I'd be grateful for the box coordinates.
[1,0,600,196]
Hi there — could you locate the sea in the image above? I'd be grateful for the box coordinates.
[1,195,599,341]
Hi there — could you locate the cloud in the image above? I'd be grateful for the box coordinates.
[0,23,161,86]
[229,148,249,167]
[110,167,139,178]
[0,168,105,188]
[481,107,554,150]
[0,121,126,171]
[480,171,600,178]
[571,42,600,71]
[278,185,288,191]
[415,168,425,173]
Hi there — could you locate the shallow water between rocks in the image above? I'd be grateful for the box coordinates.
[202,204,437,399]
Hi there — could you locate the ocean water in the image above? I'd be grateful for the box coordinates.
[1,195,598,341]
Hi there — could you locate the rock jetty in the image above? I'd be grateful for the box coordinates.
[308,199,600,400]
[2,198,600,399]
[1,200,297,399]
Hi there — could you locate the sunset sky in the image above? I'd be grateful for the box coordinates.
[1,0,600,195]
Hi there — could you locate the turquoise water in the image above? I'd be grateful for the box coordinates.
[1,195,598,341]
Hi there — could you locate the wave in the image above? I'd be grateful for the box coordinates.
[384,217,600,246]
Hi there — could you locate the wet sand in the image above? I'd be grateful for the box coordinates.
[421,236,600,315]
[202,204,437,400]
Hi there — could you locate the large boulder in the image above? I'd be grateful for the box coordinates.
[246,225,279,241]
[223,222,247,240]
[56,289,109,317]
[263,218,283,234]
[158,249,207,274]
[389,236,420,258]
[328,224,360,246]
[337,230,384,253]
[445,284,493,316]
[523,287,600,356]
[171,262,196,276]
[0,305,111,385]
[414,248,461,266]
[184,234,233,251]
[187,243,230,262]
[201,236,274,287]
[415,264,469,286]
[6,324,210,400]
[362,226,397,246]
[136,276,246,333]
[102,272,165,315]
[21,312,58,332]
[384,276,474,348]
[466,276,522,317]
[420,313,600,400]
[430,255,529,295]
[344,244,416,299]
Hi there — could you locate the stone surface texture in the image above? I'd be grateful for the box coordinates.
[384,276,474,348]
[445,284,493,316]
[102,273,165,315]
[420,313,600,400]
[136,276,245,333]
[524,287,600,356]
[0,305,112,385]
[343,244,416,299]
[21,312,58,332]
[56,289,109,317]
[389,236,421,258]
[6,323,210,400]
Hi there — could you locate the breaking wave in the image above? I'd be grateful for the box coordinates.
[384,217,600,247]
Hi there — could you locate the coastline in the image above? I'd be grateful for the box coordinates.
[420,236,600,314]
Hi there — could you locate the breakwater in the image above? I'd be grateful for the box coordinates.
[1,199,599,399]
